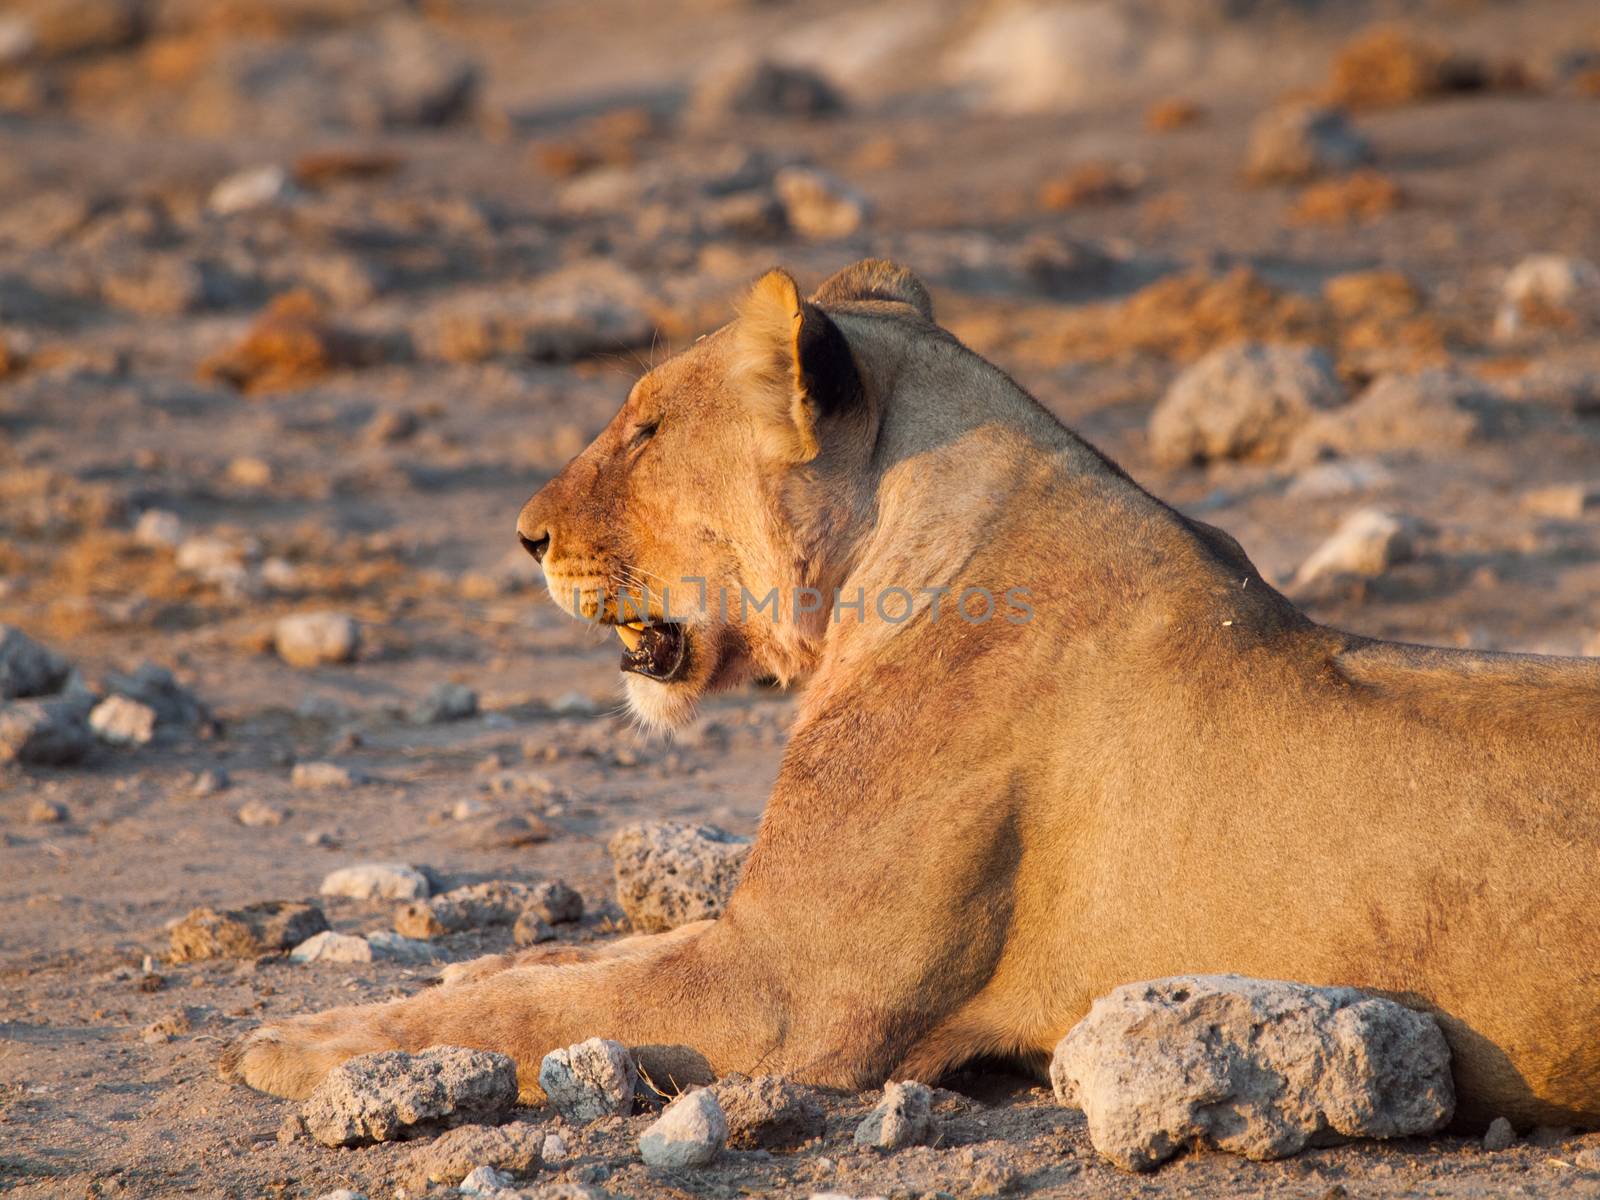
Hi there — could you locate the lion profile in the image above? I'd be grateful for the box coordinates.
[226,258,1600,1132]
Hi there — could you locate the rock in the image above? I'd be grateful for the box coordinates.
[1292,509,1416,588]
[316,1191,365,1200]
[458,1165,515,1195]
[1245,104,1372,185]
[0,625,71,699]
[102,663,210,729]
[1149,343,1345,466]
[199,292,379,394]
[133,509,184,548]
[1495,254,1600,339]
[275,612,361,668]
[513,912,555,946]
[395,879,576,939]
[27,797,66,823]
[364,406,419,445]
[853,1080,940,1151]
[290,929,436,965]
[424,262,656,365]
[175,534,259,594]
[773,167,869,241]
[640,1089,726,1169]
[208,165,299,216]
[170,901,329,962]
[414,1121,543,1185]
[289,930,372,963]
[1286,459,1395,501]
[411,682,478,724]
[301,1047,519,1147]
[191,768,230,797]
[292,761,366,790]
[321,862,433,902]
[1291,370,1497,461]
[0,699,93,766]
[690,57,845,124]
[101,257,210,316]
[455,812,555,850]
[1049,975,1454,1172]
[236,800,287,828]
[88,694,157,747]
[1483,1116,1516,1151]
[1522,483,1600,520]
[609,822,751,933]
[538,1038,638,1124]
[711,1074,825,1151]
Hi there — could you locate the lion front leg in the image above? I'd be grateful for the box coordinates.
[222,921,767,1101]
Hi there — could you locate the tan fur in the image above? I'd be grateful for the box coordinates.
[224,261,1600,1131]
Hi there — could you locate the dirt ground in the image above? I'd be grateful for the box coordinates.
[3,0,1600,1196]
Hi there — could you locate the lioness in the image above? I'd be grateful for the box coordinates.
[226,259,1600,1130]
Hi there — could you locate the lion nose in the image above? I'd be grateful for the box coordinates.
[518,528,550,562]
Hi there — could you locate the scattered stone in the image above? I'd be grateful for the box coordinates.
[1245,104,1372,185]
[1523,483,1600,520]
[0,625,72,700]
[414,1121,544,1186]
[132,508,184,548]
[690,57,845,124]
[321,863,433,902]
[101,256,210,317]
[396,880,576,939]
[0,699,93,766]
[208,165,299,216]
[854,1080,940,1151]
[513,912,554,946]
[1290,170,1405,225]
[1495,254,1600,340]
[459,1165,515,1195]
[88,694,157,747]
[292,761,367,790]
[102,664,210,729]
[711,1074,826,1151]
[773,167,870,241]
[424,262,655,365]
[191,768,230,797]
[141,1009,195,1044]
[27,797,66,823]
[175,534,259,594]
[1050,975,1454,1171]
[200,292,380,394]
[1292,509,1417,588]
[609,822,751,933]
[1286,458,1395,501]
[316,1191,365,1200]
[640,1089,726,1169]
[170,901,329,962]
[1328,25,1503,109]
[1146,97,1205,132]
[290,929,437,965]
[302,1047,519,1147]
[1291,370,1497,459]
[1149,343,1346,466]
[454,812,554,850]
[275,611,361,668]
[1038,161,1140,210]
[364,406,419,445]
[236,800,287,827]
[1483,1116,1516,1151]
[539,1038,638,1124]
[411,682,478,724]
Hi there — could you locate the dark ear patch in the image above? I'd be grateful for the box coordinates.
[796,304,862,420]
[811,259,933,320]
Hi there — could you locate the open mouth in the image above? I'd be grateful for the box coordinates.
[613,620,691,683]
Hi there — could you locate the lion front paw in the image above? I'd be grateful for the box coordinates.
[219,1008,393,1099]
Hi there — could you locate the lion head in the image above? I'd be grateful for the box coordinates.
[516,259,936,728]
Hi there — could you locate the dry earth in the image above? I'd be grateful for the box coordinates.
[2,0,1600,1196]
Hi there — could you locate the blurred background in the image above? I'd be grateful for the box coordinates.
[1,2,1599,1192]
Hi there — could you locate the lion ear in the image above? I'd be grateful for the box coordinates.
[811,258,933,320]
[734,268,862,464]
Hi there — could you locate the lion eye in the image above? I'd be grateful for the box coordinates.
[629,419,660,450]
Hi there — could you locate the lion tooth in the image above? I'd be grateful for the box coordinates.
[616,624,643,651]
